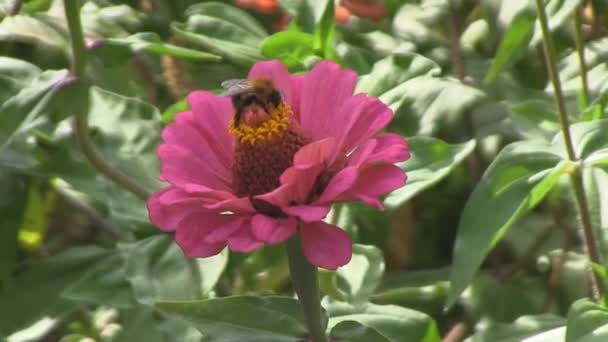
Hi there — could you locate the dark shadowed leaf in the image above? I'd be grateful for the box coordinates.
[0,247,108,335]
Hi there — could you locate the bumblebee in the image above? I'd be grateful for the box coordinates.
[222,78,283,127]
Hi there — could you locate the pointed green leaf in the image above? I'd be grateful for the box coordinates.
[156,296,318,341]
[447,142,569,307]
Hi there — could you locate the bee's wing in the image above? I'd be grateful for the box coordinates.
[221,79,250,96]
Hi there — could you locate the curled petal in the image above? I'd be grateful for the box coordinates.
[227,226,264,252]
[147,187,203,232]
[349,133,410,168]
[338,164,406,209]
[283,205,331,222]
[251,215,297,244]
[316,167,358,204]
[292,137,337,169]
[333,95,392,155]
[175,213,229,258]
[300,221,352,270]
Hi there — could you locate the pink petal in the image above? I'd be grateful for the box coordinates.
[256,184,296,209]
[187,91,235,162]
[147,187,203,232]
[251,215,297,244]
[174,213,229,258]
[204,215,247,243]
[332,95,393,155]
[338,164,406,209]
[300,221,352,270]
[227,226,264,252]
[159,103,233,190]
[182,185,256,214]
[283,205,331,222]
[316,167,358,204]
[292,137,338,168]
[298,61,357,141]
[348,134,410,168]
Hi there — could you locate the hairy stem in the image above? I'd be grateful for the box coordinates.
[63,0,151,201]
[285,230,328,342]
[535,0,602,300]
[574,8,590,108]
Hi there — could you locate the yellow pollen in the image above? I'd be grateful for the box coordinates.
[228,102,291,145]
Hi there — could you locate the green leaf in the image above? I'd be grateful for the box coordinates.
[119,235,228,304]
[325,300,440,342]
[469,314,565,342]
[529,0,585,46]
[0,13,67,48]
[326,244,385,305]
[261,31,315,71]
[566,298,608,342]
[330,320,389,342]
[356,53,441,98]
[485,0,584,83]
[172,22,262,67]
[0,69,69,148]
[385,137,476,207]
[185,2,267,39]
[278,0,318,33]
[485,10,535,84]
[392,2,448,46]
[90,33,222,67]
[156,296,318,341]
[0,247,108,335]
[172,2,267,67]
[557,119,608,162]
[87,86,162,191]
[312,0,335,58]
[0,57,42,103]
[510,98,560,140]
[559,37,608,97]
[162,99,190,125]
[447,141,569,307]
[62,252,134,308]
[113,308,165,342]
[371,269,450,317]
[385,77,486,136]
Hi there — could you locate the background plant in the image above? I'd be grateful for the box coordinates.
[1,0,608,341]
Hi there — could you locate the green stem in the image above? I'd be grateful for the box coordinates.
[63,0,151,201]
[535,0,602,301]
[285,230,328,342]
[574,8,590,108]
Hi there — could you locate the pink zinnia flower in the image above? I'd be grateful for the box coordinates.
[147,60,409,270]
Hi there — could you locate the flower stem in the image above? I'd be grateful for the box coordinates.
[534,0,602,300]
[63,0,151,201]
[285,230,328,342]
[574,8,590,108]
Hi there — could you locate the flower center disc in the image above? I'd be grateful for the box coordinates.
[230,102,310,198]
